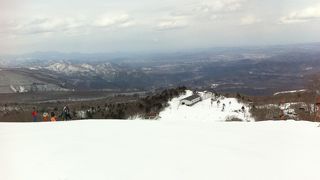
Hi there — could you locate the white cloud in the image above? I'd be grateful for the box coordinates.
[195,0,247,14]
[153,0,247,31]
[166,0,247,23]
[0,20,13,34]
[93,13,134,28]
[13,17,85,35]
[8,13,136,36]
[156,16,188,31]
[240,15,261,25]
[118,21,136,28]
[279,4,320,24]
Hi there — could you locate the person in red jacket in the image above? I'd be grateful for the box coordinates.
[32,107,37,122]
[50,112,57,122]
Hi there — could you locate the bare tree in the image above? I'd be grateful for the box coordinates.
[307,74,320,121]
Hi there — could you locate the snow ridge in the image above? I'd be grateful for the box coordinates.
[45,62,118,76]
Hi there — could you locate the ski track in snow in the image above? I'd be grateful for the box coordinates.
[1,91,320,180]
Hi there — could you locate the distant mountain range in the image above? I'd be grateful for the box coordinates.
[1,43,320,95]
[44,62,119,77]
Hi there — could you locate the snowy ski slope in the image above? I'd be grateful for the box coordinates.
[1,91,320,180]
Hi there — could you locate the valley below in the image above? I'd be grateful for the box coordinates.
[1,43,320,96]
[1,43,320,122]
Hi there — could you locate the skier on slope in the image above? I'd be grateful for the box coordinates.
[61,105,72,120]
[50,112,57,122]
[42,112,49,122]
[222,103,226,111]
[32,107,38,122]
[241,106,245,113]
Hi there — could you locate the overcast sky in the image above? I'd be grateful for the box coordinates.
[1,0,320,54]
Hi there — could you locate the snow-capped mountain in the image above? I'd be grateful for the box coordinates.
[45,62,119,77]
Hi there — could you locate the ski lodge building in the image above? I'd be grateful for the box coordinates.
[180,94,201,106]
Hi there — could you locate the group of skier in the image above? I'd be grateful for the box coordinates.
[212,99,227,111]
[211,98,246,112]
[31,105,72,122]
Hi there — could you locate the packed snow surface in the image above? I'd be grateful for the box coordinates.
[2,120,320,180]
[1,92,320,180]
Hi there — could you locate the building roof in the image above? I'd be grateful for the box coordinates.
[182,94,201,101]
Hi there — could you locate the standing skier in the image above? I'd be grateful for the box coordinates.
[241,106,245,112]
[222,103,226,111]
[62,105,72,120]
[32,107,37,122]
[50,112,57,122]
[42,112,49,122]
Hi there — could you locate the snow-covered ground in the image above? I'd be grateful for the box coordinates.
[273,89,307,96]
[2,91,320,180]
[159,90,253,122]
[2,120,320,180]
